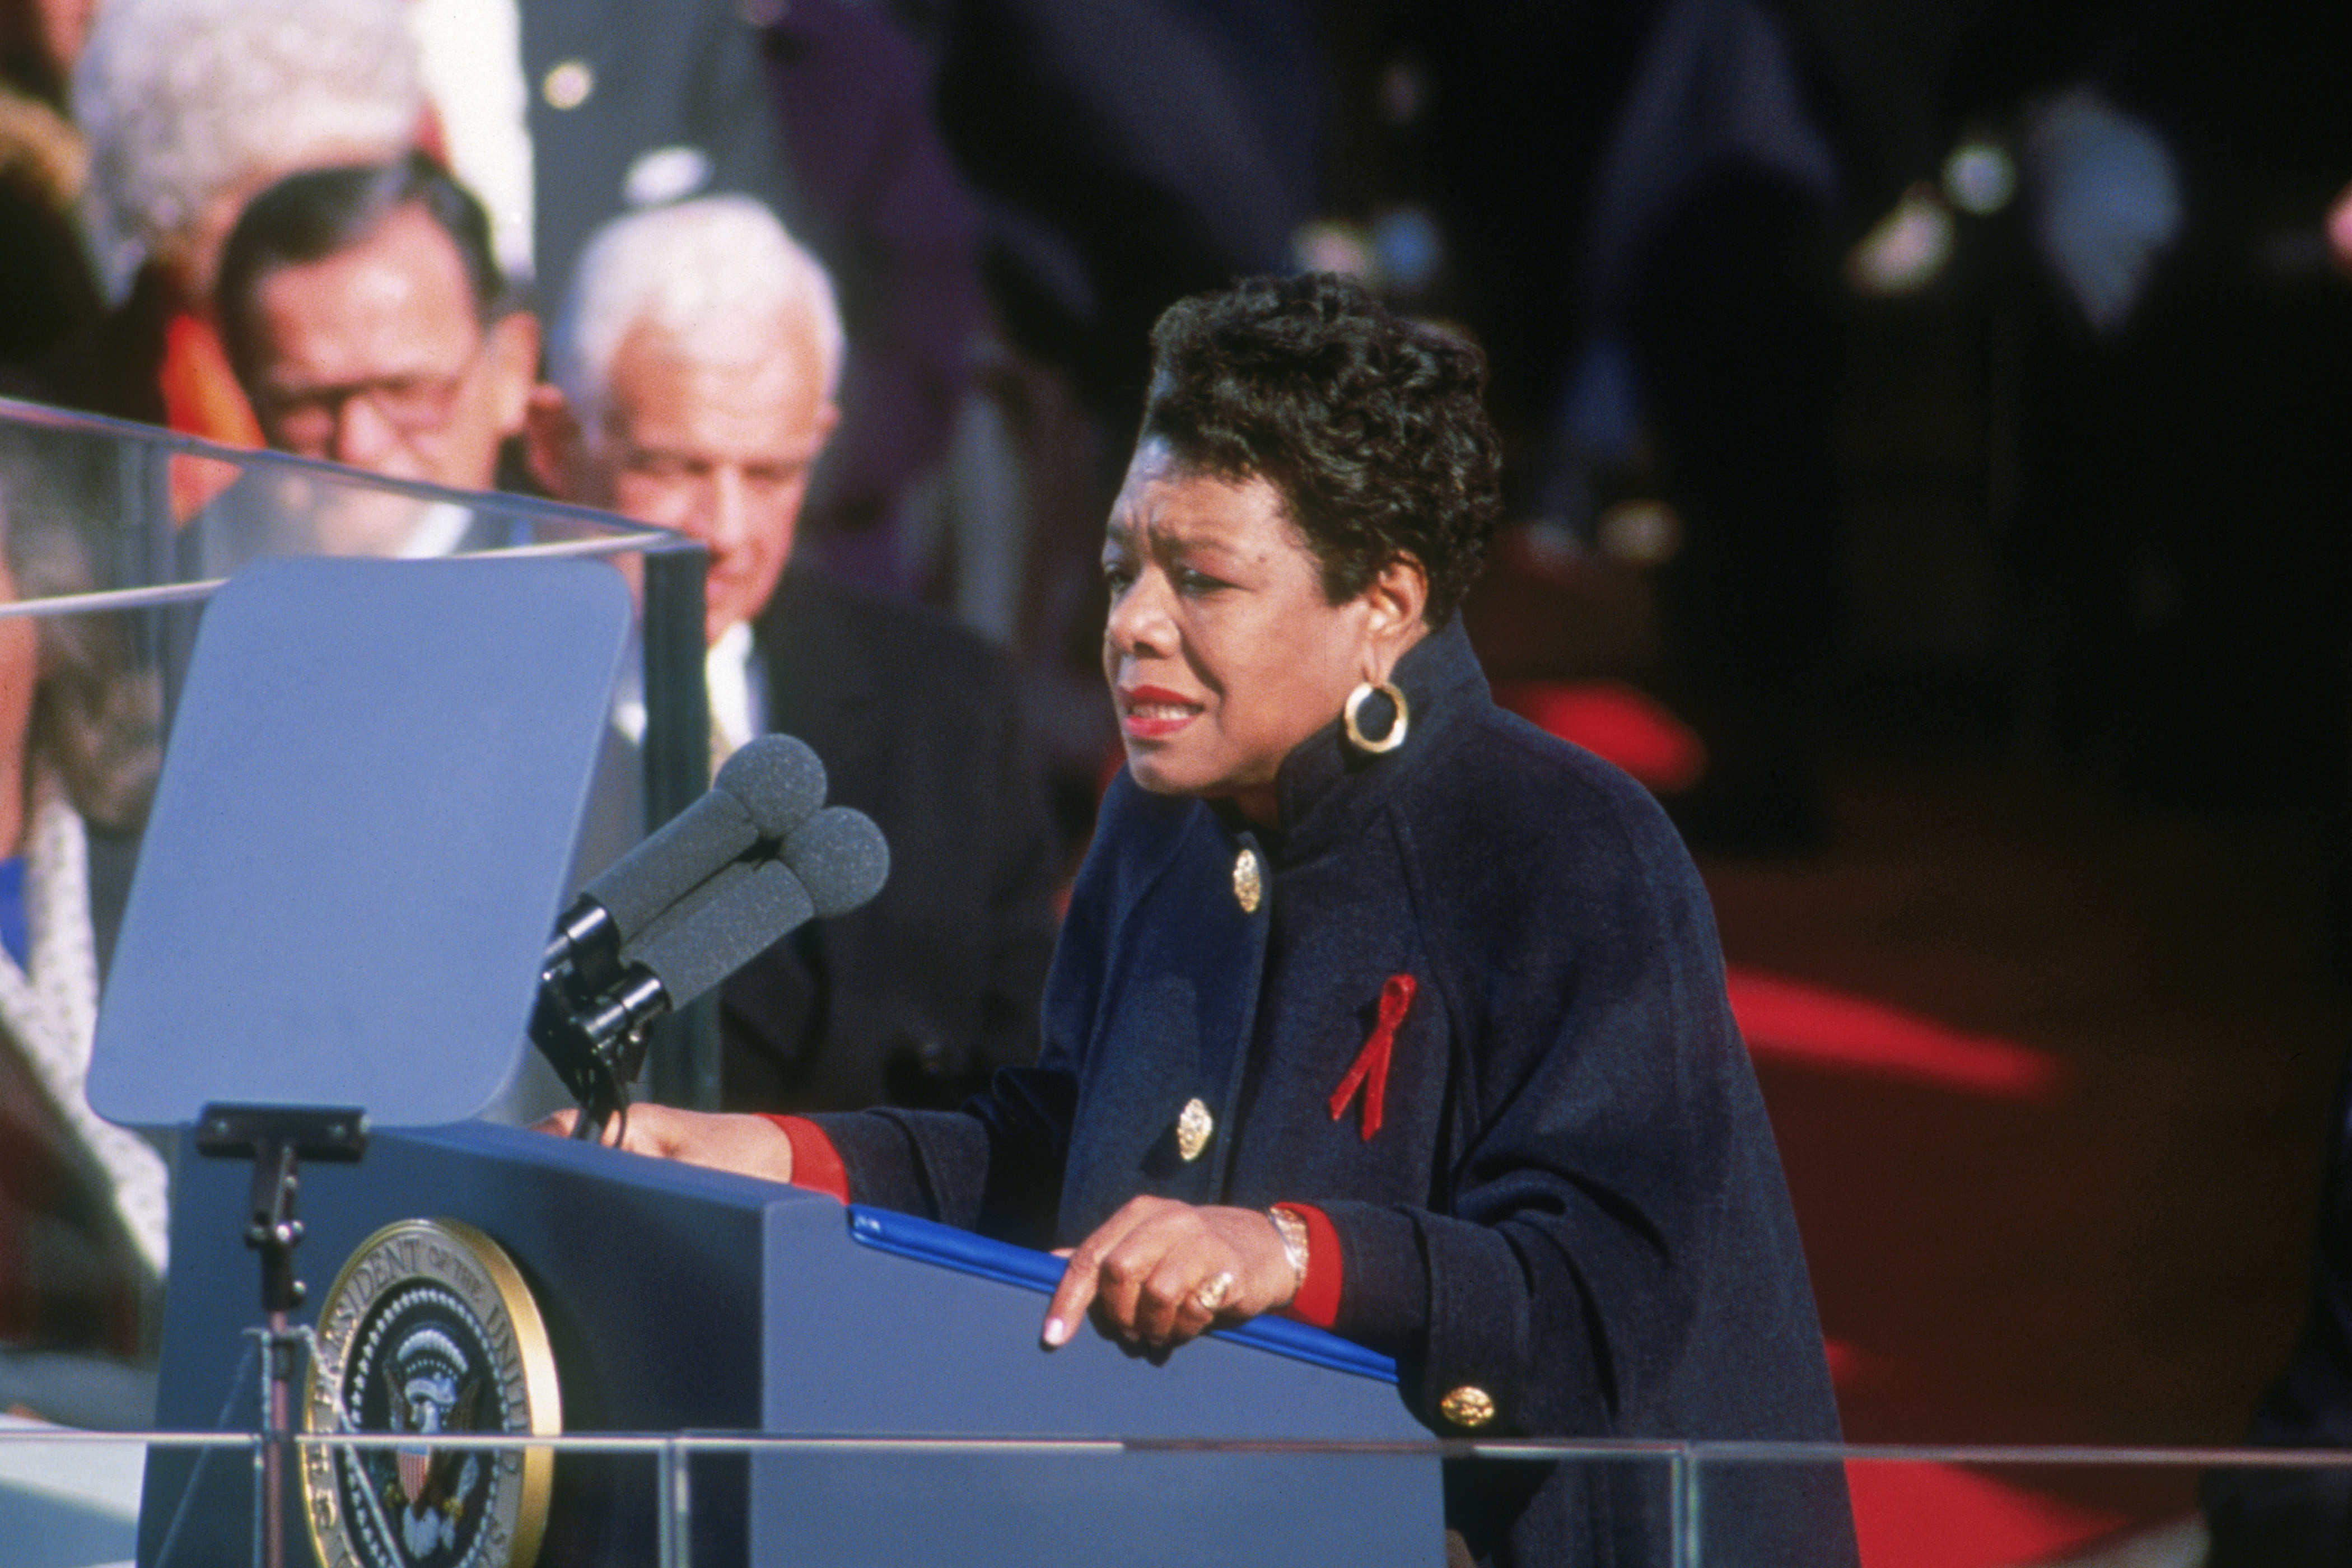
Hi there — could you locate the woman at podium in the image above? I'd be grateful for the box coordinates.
[565,273,1854,1567]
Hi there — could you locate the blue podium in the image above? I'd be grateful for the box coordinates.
[142,1121,1441,1566]
[97,557,1440,1566]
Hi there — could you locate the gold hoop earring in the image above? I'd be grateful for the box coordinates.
[1343,680,1410,755]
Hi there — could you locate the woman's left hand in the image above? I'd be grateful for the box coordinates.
[1041,1195,1297,1351]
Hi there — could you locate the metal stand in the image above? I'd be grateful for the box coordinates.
[531,944,658,1140]
[193,1103,368,1568]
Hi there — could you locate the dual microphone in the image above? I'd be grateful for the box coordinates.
[533,734,889,1130]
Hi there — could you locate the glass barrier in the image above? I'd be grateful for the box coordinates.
[0,399,723,1443]
[10,1420,2352,1568]
[0,396,702,778]
[0,399,719,1130]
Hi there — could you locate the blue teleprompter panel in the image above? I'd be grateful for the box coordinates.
[90,555,630,1130]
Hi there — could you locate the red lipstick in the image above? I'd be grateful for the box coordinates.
[1117,684,1202,740]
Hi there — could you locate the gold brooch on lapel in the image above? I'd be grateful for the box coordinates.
[1231,848,1262,913]
[1175,1097,1215,1162]
[1439,1385,1496,1430]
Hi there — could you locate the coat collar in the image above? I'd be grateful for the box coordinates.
[1250,615,1490,866]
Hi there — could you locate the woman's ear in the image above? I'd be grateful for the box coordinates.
[1362,554,1430,665]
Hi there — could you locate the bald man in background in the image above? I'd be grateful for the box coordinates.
[528,195,1058,1113]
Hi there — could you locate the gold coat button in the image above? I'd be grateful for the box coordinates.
[542,59,595,110]
[1232,847,1262,913]
[1175,1097,1214,1162]
[1439,1386,1496,1430]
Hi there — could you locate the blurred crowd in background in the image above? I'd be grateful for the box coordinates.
[0,0,2337,862]
[0,1,2350,1556]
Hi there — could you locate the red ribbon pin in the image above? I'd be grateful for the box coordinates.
[1330,974,1417,1141]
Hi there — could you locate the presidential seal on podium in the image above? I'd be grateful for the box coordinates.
[303,1219,561,1568]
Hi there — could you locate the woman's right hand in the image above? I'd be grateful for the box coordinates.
[533,1104,796,1185]
[1041,1195,1299,1351]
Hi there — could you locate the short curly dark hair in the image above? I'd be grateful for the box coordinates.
[1138,272,1502,626]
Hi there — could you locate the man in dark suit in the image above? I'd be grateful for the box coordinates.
[526,194,1060,1112]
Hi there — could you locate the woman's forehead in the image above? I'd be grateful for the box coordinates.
[1107,447,1300,552]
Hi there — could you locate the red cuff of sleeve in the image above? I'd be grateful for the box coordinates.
[1276,1203,1342,1329]
[758,1114,851,1205]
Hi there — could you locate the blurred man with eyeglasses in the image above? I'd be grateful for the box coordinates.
[203,155,540,563]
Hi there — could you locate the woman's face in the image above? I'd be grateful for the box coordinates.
[1102,440,1398,822]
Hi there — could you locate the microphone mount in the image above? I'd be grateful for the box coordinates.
[532,950,669,1141]
[542,898,622,998]
[529,736,889,1141]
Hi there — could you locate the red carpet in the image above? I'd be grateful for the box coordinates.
[1844,1460,2127,1568]
[1732,976,2096,1563]
[1727,967,2065,1104]
[1492,679,1707,792]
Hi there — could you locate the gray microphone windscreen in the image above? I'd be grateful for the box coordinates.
[625,857,815,1009]
[580,788,757,939]
[715,734,827,837]
[783,806,889,918]
[577,733,828,943]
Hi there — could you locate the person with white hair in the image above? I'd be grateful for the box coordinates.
[528,195,1061,1116]
[539,195,841,650]
[73,0,423,472]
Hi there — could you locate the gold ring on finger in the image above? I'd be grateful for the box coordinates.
[1193,1270,1235,1313]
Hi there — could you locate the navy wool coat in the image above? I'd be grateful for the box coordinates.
[813,618,1857,1568]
